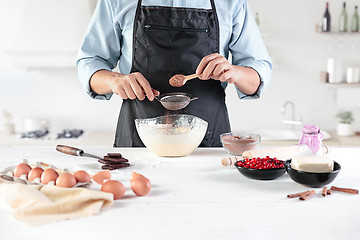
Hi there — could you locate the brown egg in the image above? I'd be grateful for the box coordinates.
[13,163,32,178]
[73,170,91,183]
[41,168,59,184]
[101,180,126,200]
[92,170,111,185]
[56,173,77,188]
[130,172,151,196]
[28,167,44,181]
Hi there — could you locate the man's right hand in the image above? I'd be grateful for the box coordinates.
[90,70,160,101]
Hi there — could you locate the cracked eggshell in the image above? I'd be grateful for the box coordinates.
[73,170,91,183]
[130,172,151,196]
[92,170,111,185]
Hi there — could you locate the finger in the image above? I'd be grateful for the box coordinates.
[135,73,154,101]
[201,57,227,79]
[213,62,231,77]
[116,88,128,99]
[196,53,221,75]
[132,82,146,100]
[219,70,233,82]
[122,82,137,100]
[152,88,160,96]
[129,79,145,101]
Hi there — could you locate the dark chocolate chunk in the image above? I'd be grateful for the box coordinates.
[103,156,128,162]
[106,153,122,158]
[101,163,130,170]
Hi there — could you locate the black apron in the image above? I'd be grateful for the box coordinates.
[114,0,231,147]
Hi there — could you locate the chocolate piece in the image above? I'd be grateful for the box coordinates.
[101,163,130,170]
[98,158,128,165]
[106,153,122,158]
[103,156,128,162]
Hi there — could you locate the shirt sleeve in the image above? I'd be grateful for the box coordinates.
[76,0,121,100]
[229,0,272,100]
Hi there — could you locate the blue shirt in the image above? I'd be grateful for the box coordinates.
[76,0,272,100]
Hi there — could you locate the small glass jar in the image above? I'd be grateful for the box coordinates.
[298,124,323,155]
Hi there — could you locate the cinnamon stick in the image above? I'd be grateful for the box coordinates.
[327,189,332,195]
[299,190,316,201]
[322,187,328,197]
[287,190,311,198]
[330,186,359,194]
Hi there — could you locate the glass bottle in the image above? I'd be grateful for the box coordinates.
[322,2,331,32]
[339,2,348,32]
[298,124,323,155]
[351,6,359,32]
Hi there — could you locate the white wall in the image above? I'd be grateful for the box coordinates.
[0,0,359,135]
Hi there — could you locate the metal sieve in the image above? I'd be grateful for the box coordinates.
[155,92,198,111]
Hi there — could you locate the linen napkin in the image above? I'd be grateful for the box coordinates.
[0,179,113,226]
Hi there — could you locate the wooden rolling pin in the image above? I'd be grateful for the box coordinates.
[221,145,330,166]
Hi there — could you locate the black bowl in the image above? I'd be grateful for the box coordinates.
[234,160,286,180]
[285,160,341,188]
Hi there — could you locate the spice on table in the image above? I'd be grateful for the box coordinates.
[287,190,312,198]
[330,186,359,194]
[327,189,332,195]
[322,186,328,197]
[299,190,316,201]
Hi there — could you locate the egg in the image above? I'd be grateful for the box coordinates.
[41,168,59,184]
[27,167,44,181]
[92,170,111,185]
[101,180,126,200]
[73,170,91,183]
[56,173,77,188]
[13,163,32,178]
[130,172,151,196]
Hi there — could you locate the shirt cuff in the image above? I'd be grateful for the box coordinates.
[77,59,114,100]
[235,60,272,100]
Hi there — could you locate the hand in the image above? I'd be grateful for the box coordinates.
[195,53,238,84]
[107,72,160,101]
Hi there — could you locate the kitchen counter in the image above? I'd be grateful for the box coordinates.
[0,146,359,240]
[1,130,360,147]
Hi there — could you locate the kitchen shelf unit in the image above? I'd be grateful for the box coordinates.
[322,82,360,88]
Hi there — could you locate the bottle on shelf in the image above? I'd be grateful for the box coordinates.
[322,2,331,32]
[351,6,359,32]
[339,2,348,32]
[255,12,260,26]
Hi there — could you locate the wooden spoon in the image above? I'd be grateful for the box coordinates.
[169,73,201,87]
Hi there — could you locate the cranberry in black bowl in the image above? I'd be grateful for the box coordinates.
[234,157,286,180]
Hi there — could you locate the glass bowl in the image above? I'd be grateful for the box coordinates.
[220,132,261,155]
[135,114,208,157]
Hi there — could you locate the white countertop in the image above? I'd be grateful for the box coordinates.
[1,146,360,240]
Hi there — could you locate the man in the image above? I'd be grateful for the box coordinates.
[77,0,272,147]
